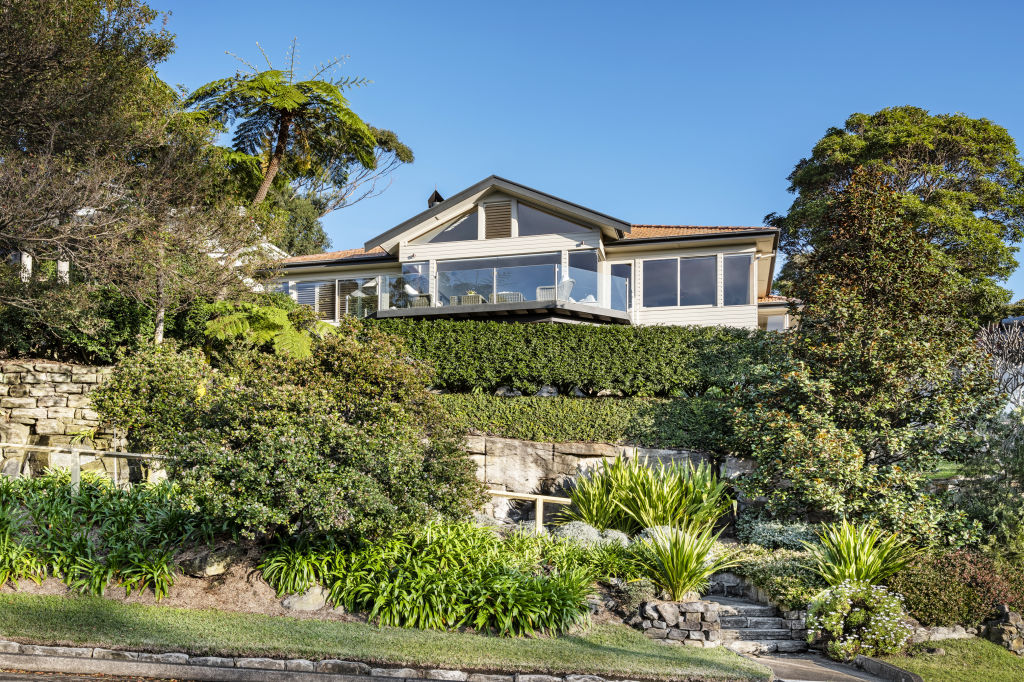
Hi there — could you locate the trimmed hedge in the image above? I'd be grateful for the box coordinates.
[371,319,778,397]
[435,395,731,451]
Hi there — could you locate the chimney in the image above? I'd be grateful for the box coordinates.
[427,189,444,209]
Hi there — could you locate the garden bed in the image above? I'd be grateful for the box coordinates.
[0,593,770,681]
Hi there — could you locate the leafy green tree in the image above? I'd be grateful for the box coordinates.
[265,187,331,255]
[185,46,379,206]
[769,106,1024,322]
[737,169,997,543]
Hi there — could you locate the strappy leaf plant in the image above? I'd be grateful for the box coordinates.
[803,519,918,586]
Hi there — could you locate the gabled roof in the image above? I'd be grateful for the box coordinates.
[364,175,633,253]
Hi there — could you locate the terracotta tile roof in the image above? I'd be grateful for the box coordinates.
[622,225,773,240]
[279,246,388,265]
[758,295,799,304]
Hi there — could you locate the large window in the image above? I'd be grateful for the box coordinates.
[337,277,378,318]
[723,255,752,306]
[295,281,336,321]
[438,253,560,305]
[387,262,430,309]
[642,259,678,308]
[679,256,716,306]
[517,203,590,236]
[642,256,717,308]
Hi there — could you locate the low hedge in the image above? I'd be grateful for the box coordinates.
[372,319,780,397]
[731,545,825,611]
[435,394,732,451]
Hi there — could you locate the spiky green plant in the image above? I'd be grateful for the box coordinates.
[636,525,741,601]
[561,455,734,534]
[803,520,918,586]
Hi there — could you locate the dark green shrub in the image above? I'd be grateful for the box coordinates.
[887,551,1024,626]
[437,394,731,451]
[93,319,487,540]
[371,319,779,397]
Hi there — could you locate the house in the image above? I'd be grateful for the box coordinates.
[274,176,793,330]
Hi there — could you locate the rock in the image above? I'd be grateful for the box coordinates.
[237,657,285,670]
[0,641,20,654]
[20,645,92,658]
[285,659,315,672]
[282,585,328,611]
[564,676,606,682]
[494,386,523,397]
[655,602,679,627]
[678,599,706,612]
[468,676,514,682]
[316,660,371,674]
[92,648,138,661]
[426,671,470,680]
[181,546,238,578]
[641,602,660,620]
[190,656,235,667]
[138,652,189,664]
[371,668,421,678]
[534,385,558,397]
[515,675,561,682]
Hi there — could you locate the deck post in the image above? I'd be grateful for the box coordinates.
[69,448,80,494]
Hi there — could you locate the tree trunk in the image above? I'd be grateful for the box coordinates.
[154,246,166,344]
[252,112,293,206]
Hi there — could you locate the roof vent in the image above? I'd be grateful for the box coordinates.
[428,189,444,208]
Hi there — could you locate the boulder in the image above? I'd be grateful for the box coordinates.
[282,585,328,611]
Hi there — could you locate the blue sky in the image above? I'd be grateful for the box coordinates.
[157,0,1024,297]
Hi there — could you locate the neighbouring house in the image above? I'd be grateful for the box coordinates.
[274,176,793,330]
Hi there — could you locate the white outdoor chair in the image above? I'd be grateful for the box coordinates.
[536,279,575,302]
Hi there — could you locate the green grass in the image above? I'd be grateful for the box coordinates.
[0,594,769,681]
[878,638,1024,682]
[923,458,962,481]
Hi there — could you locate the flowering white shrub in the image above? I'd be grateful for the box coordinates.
[806,581,912,660]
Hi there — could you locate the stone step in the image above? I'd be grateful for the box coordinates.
[703,597,779,618]
[727,639,809,655]
[725,628,794,641]
[720,616,786,629]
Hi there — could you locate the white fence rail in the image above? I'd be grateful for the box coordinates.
[0,442,165,491]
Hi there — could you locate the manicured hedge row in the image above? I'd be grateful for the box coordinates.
[371,319,778,396]
[434,394,733,452]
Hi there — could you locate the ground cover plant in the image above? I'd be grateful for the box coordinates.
[0,471,219,600]
[729,545,824,611]
[0,593,772,680]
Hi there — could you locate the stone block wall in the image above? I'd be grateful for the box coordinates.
[636,601,723,647]
[0,360,114,446]
[982,605,1024,656]
[707,571,808,641]
[465,434,710,520]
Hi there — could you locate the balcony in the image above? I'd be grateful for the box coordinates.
[376,254,632,324]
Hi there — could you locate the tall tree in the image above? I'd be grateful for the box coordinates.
[737,169,998,541]
[0,0,270,347]
[185,45,380,206]
[768,106,1024,322]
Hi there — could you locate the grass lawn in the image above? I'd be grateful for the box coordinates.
[0,594,769,681]
[878,638,1024,682]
